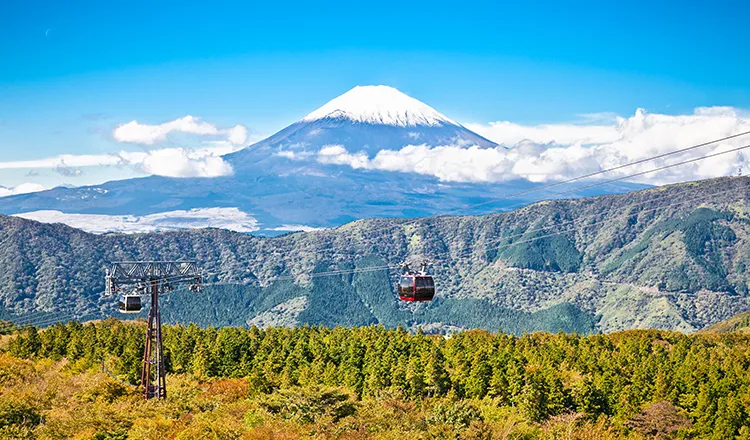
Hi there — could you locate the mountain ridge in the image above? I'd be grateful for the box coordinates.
[1,175,748,334]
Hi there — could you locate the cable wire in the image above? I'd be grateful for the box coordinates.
[244,142,750,283]
[259,184,735,281]
[343,130,750,240]
[188,182,734,286]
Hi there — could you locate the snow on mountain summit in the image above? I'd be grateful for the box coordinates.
[302,85,458,127]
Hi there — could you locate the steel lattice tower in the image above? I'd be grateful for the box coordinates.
[106,261,202,399]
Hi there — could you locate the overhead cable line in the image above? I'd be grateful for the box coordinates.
[251,142,750,282]
[258,183,736,281]
[189,183,734,286]
[97,133,750,289]
[350,130,750,240]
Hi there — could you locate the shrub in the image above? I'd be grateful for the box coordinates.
[427,400,483,429]
[626,401,692,440]
[259,386,356,424]
[0,399,42,430]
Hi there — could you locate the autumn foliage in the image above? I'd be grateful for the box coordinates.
[1,320,749,439]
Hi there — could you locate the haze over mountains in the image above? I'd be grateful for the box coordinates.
[0,86,644,235]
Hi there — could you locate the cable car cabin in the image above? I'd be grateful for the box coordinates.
[118,295,142,314]
[398,274,435,302]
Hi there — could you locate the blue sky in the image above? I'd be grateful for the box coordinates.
[0,0,749,188]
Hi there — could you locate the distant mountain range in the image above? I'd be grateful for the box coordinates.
[1,175,748,334]
[0,86,643,235]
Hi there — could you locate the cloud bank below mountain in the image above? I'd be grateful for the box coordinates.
[2,106,748,188]
[0,183,47,198]
[311,107,750,185]
[14,207,259,234]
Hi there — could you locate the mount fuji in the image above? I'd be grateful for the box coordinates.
[0,86,642,234]
[230,85,495,166]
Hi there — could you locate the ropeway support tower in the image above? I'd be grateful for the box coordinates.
[105,261,202,399]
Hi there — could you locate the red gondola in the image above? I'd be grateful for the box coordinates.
[398,263,435,302]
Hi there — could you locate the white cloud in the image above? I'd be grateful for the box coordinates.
[14,207,259,234]
[317,145,370,169]
[465,120,621,146]
[118,148,234,178]
[311,107,750,185]
[113,115,249,146]
[275,150,313,161]
[0,183,47,197]
[226,125,249,146]
[0,145,237,178]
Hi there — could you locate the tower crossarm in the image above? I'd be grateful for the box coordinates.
[105,261,202,295]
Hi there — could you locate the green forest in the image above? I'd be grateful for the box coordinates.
[2,320,750,439]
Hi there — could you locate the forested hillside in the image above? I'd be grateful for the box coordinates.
[2,321,749,439]
[700,310,750,334]
[1,176,750,333]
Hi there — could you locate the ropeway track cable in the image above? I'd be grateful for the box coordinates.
[229,141,750,282]
[75,182,728,291]
[423,130,750,218]
[3,178,743,330]
[98,135,750,287]
[254,183,738,281]
[329,130,750,241]
[94,141,750,286]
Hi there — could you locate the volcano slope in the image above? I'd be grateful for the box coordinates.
[0,85,643,234]
[1,176,749,334]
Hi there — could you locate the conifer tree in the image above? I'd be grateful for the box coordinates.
[192,342,217,378]
[425,346,450,397]
[466,350,491,399]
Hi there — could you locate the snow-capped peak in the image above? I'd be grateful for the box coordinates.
[302,85,458,127]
